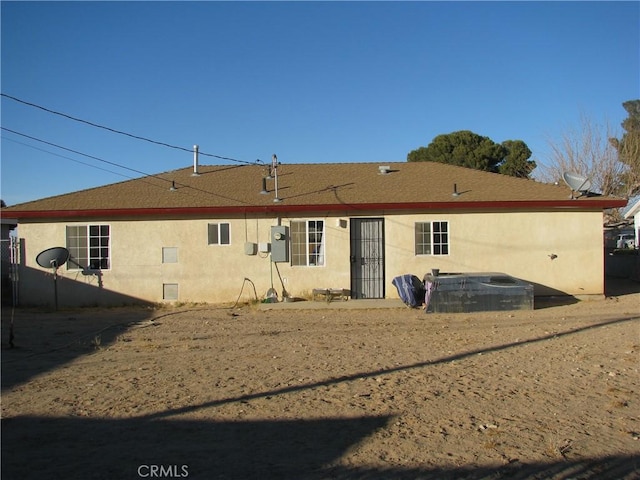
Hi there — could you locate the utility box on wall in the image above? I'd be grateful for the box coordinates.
[270,226,289,262]
[244,242,257,256]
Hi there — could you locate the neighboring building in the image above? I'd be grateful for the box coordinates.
[621,196,640,281]
[1,161,627,306]
[1,216,18,305]
[1,217,17,240]
[623,195,640,249]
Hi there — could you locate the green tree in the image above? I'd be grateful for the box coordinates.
[407,130,536,177]
[610,99,640,197]
[499,140,537,178]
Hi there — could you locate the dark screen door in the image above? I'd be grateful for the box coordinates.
[350,218,385,299]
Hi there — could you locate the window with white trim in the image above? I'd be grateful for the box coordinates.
[66,225,111,270]
[415,221,449,255]
[291,220,325,266]
[208,223,230,245]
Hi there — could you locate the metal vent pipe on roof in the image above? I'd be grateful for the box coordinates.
[272,154,281,202]
[192,145,200,176]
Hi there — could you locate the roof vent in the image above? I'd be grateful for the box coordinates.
[260,177,269,194]
[378,165,391,175]
[192,145,200,176]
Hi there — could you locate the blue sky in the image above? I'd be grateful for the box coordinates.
[1,1,638,205]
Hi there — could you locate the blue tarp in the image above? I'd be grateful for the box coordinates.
[392,274,425,308]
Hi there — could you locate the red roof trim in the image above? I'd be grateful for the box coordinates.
[7,198,627,220]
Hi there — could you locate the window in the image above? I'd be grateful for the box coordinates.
[415,221,449,255]
[66,225,110,270]
[208,223,230,245]
[291,220,325,266]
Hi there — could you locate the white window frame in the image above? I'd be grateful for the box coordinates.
[66,224,111,270]
[290,219,325,267]
[208,223,231,246]
[415,221,449,256]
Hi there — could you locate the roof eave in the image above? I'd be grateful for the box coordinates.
[6,198,628,221]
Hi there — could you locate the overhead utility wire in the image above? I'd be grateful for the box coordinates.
[2,135,223,196]
[2,127,160,180]
[1,127,254,205]
[2,136,139,180]
[1,93,258,165]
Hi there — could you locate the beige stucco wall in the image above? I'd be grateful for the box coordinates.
[386,210,604,296]
[16,209,604,306]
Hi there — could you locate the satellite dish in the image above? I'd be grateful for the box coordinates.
[562,172,592,199]
[35,247,70,311]
[36,247,70,269]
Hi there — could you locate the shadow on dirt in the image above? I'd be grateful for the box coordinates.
[534,276,640,309]
[1,414,637,480]
[606,275,640,297]
[1,307,176,390]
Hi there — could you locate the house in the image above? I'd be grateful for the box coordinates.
[1,161,627,307]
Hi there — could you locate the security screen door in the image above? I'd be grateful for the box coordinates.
[350,218,385,299]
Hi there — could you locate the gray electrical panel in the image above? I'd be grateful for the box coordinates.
[270,226,289,262]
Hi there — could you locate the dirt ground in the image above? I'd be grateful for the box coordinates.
[2,282,639,480]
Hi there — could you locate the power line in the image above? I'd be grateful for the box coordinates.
[1,127,254,205]
[1,93,259,165]
[2,136,139,180]
[1,135,194,197]
[0,135,192,196]
[2,127,163,180]
[3,135,249,200]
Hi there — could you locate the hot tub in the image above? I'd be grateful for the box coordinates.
[423,272,533,313]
